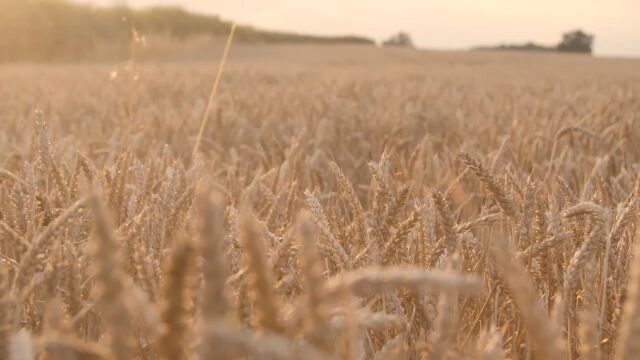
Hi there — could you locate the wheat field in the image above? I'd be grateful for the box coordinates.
[1,45,640,359]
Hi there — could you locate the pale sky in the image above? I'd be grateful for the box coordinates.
[80,0,640,57]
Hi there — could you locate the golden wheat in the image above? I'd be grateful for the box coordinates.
[0,46,639,359]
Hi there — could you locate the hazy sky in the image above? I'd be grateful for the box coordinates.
[80,0,640,57]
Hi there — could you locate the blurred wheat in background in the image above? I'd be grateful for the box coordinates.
[2,1,640,360]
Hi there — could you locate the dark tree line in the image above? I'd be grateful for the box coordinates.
[0,0,375,62]
[383,29,595,54]
[472,29,595,54]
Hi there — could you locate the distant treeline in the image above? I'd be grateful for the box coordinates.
[472,30,595,55]
[0,0,375,62]
[472,42,555,52]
